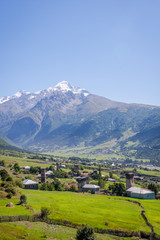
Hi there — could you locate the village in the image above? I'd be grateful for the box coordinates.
[0,155,159,200]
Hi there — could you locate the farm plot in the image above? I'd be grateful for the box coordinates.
[22,190,150,233]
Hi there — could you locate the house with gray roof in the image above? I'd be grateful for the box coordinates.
[23,179,38,190]
[82,184,100,194]
[127,187,155,199]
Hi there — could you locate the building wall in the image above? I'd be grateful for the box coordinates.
[24,184,38,190]
[130,192,155,199]
[83,187,100,194]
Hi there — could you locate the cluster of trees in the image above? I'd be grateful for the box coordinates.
[39,178,64,191]
[109,182,126,196]
[148,182,160,195]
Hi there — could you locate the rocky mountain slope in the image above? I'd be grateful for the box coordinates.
[0,81,160,162]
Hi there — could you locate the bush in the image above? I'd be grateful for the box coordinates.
[6,176,13,182]
[69,185,77,192]
[13,163,20,172]
[20,194,27,204]
[76,225,96,240]
[5,187,16,195]
[0,169,9,181]
[6,193,13,199]
[15,179,23,188]
[40,207,51,219]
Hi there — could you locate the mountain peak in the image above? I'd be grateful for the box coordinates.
[47,81,90,96]
[13,90,30,98]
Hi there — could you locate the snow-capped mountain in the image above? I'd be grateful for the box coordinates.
[0,90,30,104]
[0,81,90,105]
[1,81,160,163]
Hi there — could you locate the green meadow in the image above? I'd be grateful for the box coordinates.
[0,222,136,240]
[0,198,32,216]
[21,190,150,233]
[139,200,160,235]
[0,155,52,168]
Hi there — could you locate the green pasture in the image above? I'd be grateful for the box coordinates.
[0,222,136,240]
[137,169,160,177]
[21,190,150,233]
[139,200,160,235]
[0,198,32,216]
[0,154,53,168]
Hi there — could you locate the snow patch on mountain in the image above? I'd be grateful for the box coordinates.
[48,81,89,96]
[0,81,89,104]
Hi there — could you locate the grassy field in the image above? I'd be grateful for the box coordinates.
[137,169,160,177]
[0,198,32,216]
[139,200,160,235]
[0,155,53,168]
[0,222,137,240]
[21,190,150,233]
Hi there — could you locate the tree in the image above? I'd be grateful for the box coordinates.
[97,165,105,188]
[0,169,9,181]
[69,184,77,192]
[109,172,113,178]
[13,163,20,172]
[76,225,96,240]
[20,194,27,204]
[109,183,126,196]
[41,207,51,219]
[0,160,6,167]
[148,183,159,195]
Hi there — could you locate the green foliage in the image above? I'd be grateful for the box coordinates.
[20,194,27,204]
[40,207,51,219]
[39,182,54,191]
[54,169,69,178]
[30,166,41,174]
[109,172,113,178]
[69,184,77,192]
[109,183,126,196]
[0,169,9,181]
[6,193,13,199]
[76,225,96,240]
[5,186,16,195]
[53,178,63,191]
[0,160,6,167]
[148,182,159,195]
[13,163,20,172]
[6,176,13,182]
[97,165,105,188]
[15,179,23,188]
[98,177,105,188]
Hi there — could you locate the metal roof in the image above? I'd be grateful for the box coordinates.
[23,179,38,185]
[82,184,100,189]
[127,187,154,194]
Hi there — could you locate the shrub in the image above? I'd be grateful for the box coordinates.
[13,163,20,172]
[40,207,51,219]
[69,185,77,192]
[20,194,27,204]
[6,176,13,182]
[15,179,23,188]
[76,225,96,240]
[6,193,13,199]
[5,187,16,195]
[0,169,9,181]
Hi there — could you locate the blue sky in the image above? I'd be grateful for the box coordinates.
[1,0,160,106]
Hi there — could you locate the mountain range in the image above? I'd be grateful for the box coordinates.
[0,81,160,163]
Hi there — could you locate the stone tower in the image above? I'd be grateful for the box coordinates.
[126,173,134,190]
[76,176,89,192]
[41,168,46,183]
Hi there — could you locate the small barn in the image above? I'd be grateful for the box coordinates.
[23,179,38,190]
[82,184,100,194]
[127,187,155,199]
